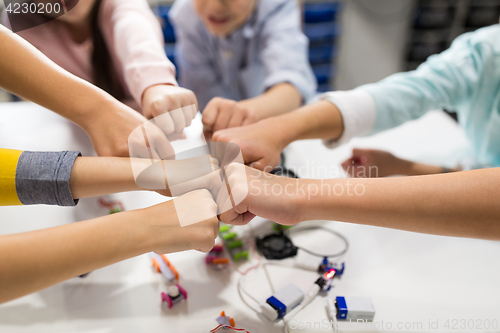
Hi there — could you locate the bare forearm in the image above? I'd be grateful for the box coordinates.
[0,25,117,130]
[0,209,153,303]
[258,100,344,148]
[68,156,217,199]
[69,157,141,199]
[240,83,302,120]
[406,161,461,176]
[300,169,500,239]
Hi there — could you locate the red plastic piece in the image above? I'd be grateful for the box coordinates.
[206,255,218,265]
[177,284,188,300]
[212,245,224,253]
[161,292,173,308]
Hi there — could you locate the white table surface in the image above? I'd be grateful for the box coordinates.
[0,102,499,333]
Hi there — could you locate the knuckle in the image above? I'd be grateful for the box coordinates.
[151,99,164,114]
[197,188,211,198]
[246,112,256,121]
[208,200,218,213]
[212,97,223,105]
[201,228,216,245]
[187,91,197,101]
[226,162,240,174]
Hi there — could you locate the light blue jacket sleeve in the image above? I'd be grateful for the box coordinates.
[169,1,232,108]
[360,30,484,135]
[321,25,500,167]
[260,0,317,101]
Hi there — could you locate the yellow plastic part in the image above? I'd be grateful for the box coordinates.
[0,149,23,206]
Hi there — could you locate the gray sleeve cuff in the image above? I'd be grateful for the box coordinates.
[15,151,81,206]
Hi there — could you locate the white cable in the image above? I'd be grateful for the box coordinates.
[333,311,339,333]
[237,273,261,313]
[282,283,322,333]
[327,298,340,333]
[236,223,264,313]
[238,262,325,333]
[289,225,349,259]
[236,224,347,333]
[262,263,274,293]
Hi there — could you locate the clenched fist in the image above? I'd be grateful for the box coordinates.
[202,97,260,138]
[142,84,198,136]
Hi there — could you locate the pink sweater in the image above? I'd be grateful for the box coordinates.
[2,0,177,108]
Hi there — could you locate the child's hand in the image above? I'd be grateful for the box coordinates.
[341,148,404,178]
[87,100,175,159]
[212,119,285,171]
[142,84,198,136]
[202,97,259,136]
[146,189,219,254]
[219,163,302,226]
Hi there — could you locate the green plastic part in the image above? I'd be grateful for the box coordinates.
[222,232,237,241]
[272,223,292,231]
[227,240,243,249]
[233,251,249,261]
[219,225,231,233]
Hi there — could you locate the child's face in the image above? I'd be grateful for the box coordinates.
[194,0,257,37]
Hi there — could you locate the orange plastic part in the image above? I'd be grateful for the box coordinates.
[212,258,229,265]
[219,311,235,327]
[161,254,179,280]
[151,258,161,273]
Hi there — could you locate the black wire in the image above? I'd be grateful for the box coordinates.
[288,226,349,258]
[271,153,299,179]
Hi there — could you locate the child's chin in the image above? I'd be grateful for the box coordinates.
[206,23,233,37]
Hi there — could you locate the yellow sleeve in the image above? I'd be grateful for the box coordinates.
[0,148,23,206]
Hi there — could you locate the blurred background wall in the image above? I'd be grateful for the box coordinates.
[334,0,414,90]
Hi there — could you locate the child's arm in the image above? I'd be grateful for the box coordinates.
[221,164,500,240]
[0,189,219,303]
[69,155,219,199]
[238,83,302,120]
[202,83,302,136]
[100,0,198,134]
[0,148,218,206]
[0,24,172,159]
[212,100,343,170]
[213,28,491,169]
[257,0,317,106]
